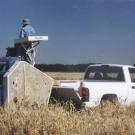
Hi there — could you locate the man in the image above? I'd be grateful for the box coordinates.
[18,18,36,65]
[19,18,36,38]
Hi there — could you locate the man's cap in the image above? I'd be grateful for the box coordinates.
[22,18,30,25]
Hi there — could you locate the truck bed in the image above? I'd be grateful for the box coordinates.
[50,87,82,108]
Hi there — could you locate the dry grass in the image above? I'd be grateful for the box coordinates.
[1,72,135,134]
[46,72,84,80]
[46,72,84,86]
[1,103,135,134]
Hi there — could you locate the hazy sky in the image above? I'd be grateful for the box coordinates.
[0,0,135,64]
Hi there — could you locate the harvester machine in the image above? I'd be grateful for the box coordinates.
[0,36,54,107]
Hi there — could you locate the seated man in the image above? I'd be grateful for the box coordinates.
[16,18,36,66]
[19,18,36,38]
[93,72,103,80]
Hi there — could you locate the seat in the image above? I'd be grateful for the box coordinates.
[117,73,124,81]
[94,72,102,80]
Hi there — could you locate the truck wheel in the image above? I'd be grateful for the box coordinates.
[100,94,119,107]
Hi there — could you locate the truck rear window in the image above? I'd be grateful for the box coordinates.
[84,66,124,81]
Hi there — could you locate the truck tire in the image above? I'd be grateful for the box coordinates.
[100,94,119,107]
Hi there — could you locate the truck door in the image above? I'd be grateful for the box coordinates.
[128,68,135,104]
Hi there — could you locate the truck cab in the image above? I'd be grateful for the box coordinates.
[80,64,135,107]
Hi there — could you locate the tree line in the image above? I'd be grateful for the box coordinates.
[35,63,135,72]
[35,63,95,72]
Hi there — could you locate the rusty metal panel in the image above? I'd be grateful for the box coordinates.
[3,61,54,106]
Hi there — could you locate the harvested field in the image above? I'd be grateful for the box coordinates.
[1,72,135,135]
[46,72,84,80]
[1,103,135,134]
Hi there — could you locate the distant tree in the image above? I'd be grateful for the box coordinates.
[35,63,95,72]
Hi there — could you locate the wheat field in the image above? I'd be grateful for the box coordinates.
[1,72,135,135]
[1,103,135,135]
[46,72,84,80]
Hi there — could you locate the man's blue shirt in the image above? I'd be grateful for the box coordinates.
[19,25,36,38]
[18,24,36,65]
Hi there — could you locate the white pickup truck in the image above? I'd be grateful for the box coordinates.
[51,64,135,108]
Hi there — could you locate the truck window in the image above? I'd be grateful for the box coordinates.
[129,68,135,82]
[84,66,124,81]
